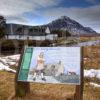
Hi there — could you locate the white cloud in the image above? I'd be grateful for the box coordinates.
[42,5,100,32]
[0,0,100,32]
[0,0,61,24]
[0,0,33,16]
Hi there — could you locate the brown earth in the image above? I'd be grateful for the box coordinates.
[0,71,100,100]
[83,45,100,69]
[0,71,75,100]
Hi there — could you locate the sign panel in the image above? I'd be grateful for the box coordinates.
[18,47,81,84]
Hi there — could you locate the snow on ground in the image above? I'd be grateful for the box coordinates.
[90,82,100,88]
[84,69,100,79]
[72,40,100,46]
[0,62,16,73]
[0,54,20,73]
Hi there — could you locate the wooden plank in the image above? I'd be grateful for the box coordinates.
[74,47,84,100]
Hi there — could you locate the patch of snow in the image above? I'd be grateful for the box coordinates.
[90,82,100,88]
[0,54,20,73]
[84,69,100,79]
[0,62,16,73]
[83,58,88,60]
[73,40,100,46]
[0,54,20,66]
[7,54,20,60]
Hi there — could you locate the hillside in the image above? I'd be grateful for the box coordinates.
[45,16,98,36]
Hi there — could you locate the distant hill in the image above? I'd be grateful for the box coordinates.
[44,16,98,36]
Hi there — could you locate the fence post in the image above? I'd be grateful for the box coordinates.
[74,47,84,100]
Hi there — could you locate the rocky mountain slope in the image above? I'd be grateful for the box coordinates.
[45,16,98,36]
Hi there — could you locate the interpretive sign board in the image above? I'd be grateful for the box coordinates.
[18,47,81,85]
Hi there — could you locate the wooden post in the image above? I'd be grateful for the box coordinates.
[15,48,30,97]
[74,47,84,100]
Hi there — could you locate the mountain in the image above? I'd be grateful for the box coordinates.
[45,16,98,36]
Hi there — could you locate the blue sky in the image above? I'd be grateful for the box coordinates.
[0,0,100,32]
[60,0,100,7]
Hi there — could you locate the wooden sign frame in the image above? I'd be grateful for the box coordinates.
[74,47,83,100]
[15,47,84,100]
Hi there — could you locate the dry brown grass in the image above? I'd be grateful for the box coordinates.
[0,71,75,100]
[0,71,15,100]
[80,36,100,42]
[83,82,100,100]
[83,45,100,69]
[83,44,100,100]
[0,71,100,100]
